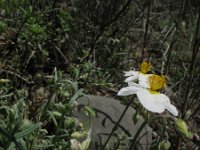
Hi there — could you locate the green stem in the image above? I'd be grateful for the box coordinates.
[128,115,173,150]
[101,99,133,150]
[128,120,148,150]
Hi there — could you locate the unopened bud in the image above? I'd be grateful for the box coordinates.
[133,113,140,124]
[175,119,189,138]
[64,117,75,128]
[184,110,191,120]
[70,139,81,150]
[187,131,193,140]
[159,140,171,150]
[71,131,87,139]
[81,138,91,150]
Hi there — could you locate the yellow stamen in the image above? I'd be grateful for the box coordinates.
[148,89,159,94]
[140,61,151,74]
[148,74,166,91]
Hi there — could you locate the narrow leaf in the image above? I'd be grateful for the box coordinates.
[15,122,42,139]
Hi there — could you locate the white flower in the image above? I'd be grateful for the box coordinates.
[124,61,152,86]
[124,71,151,88]
[118,74,178,116]
[124,70,140,86]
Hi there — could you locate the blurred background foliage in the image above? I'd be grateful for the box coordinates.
[0,0,200,149]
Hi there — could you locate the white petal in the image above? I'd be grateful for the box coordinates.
[136,90,178,116]
[138,74,152,88]
[117,86,142,96]
[166,104,178,116]
[136,90,165,113]
[125,76,138,83]
[123,71,139,77]
[127,82,144,88]
[136,90,178,115]
[127,81,134,87]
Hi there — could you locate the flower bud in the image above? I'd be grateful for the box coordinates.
[70,139,81,150]
[159,140,171,150]
[81,138,91,150]
[71,131,87,139]
[133,113,140,124]
[187,131,193,140]
[175,119,190,138]
[64,117,75,128]
[184,110,191,120]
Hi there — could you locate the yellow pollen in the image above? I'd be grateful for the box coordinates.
[148,74,166,91]
[140,61,151,74]
[148,89,159,94]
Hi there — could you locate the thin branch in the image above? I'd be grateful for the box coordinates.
[95,0,133,42]
[2,8,61,21]
[182,6,200,118]
[187,96,200,121]
[158,24,176,52]
[161,27,176,75]
[102,99,133,149]
[0,68,31,84]
[54,45,69,64]
[142,0,151,61]
[103,0,133,28]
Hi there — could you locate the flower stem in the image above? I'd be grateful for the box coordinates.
[128,115,174,150]
[101,98,133,149]
[128,120,148,150]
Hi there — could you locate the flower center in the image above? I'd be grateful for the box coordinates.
[140,61,151,74]
[148,74,166,91]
